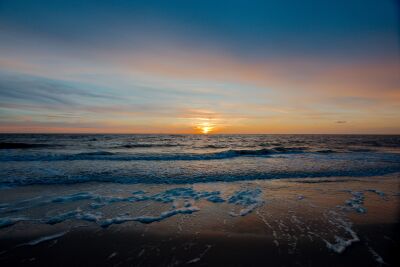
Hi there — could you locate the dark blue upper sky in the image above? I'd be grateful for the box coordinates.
[1,0,398,59]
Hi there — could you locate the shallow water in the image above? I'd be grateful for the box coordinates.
[0,175,398,266]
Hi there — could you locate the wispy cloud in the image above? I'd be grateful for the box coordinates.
[0,0,399,133]
[0,73,119,106]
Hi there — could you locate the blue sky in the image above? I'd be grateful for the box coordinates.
[0,0,399,133]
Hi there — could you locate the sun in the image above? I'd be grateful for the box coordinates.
[196,121,215,134]
[201,125,212,134]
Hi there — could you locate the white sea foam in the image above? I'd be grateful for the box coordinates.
[76,212,102,222]
[100,206,200,227]
[45,209,81,224]
[107,252,118,260]
[44,209,104,225]
[323,211,360,253]
[52,192,94,203]
[134,206,200,224]
[324,231,359,254]
[366,189,387,200]
[1,187,225,228]
[42,188,220,223]
[21,231,67,246]
[186,245,212,264]
[228,188,264,216]
[151,187,224,203]
[367,245,386,265]
[1,187,214,216]
[339,190,366,213]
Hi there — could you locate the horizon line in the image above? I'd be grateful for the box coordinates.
[0,132,399,136]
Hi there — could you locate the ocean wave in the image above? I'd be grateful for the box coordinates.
[1,146,390,162]
[197,144,229,149]
[348,148,373,152]
[116,143,182,148]
[75,151,116,156]
[0,147,308,162]
[315,149,337,153]
[2,168,399,187]
[0,142,56,149]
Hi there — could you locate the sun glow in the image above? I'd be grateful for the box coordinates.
[197,121,215,134]
[201,125,212,134]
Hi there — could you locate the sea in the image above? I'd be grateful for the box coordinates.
[1,134,400,265]
[1,134,400,187]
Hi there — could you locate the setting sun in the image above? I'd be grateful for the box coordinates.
[201,125,212,134]
[196,121,215,134]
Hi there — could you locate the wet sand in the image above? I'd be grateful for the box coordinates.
[0,174,399,266]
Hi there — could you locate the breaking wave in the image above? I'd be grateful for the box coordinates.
[0,147,309,162]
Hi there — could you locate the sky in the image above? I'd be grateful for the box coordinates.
[0,0,399,134]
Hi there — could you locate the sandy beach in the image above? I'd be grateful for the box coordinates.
[1,173,399,266]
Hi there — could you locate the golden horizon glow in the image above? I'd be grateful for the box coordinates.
[196,121,215,134]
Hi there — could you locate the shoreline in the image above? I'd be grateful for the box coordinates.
[0,174,399,266]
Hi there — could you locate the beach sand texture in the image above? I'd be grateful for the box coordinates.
[0,174,399,266]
